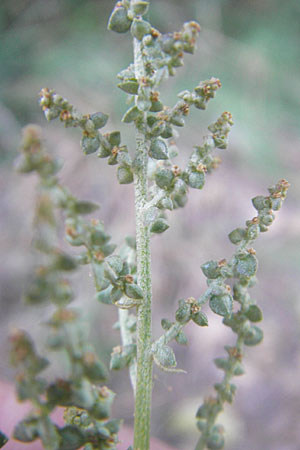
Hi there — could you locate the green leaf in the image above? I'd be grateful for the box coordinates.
[14,418,39,443]
[201,260,221,279]
[53,253,77,271]
[245,305,263,322]
[122,106,141,123]
[90,112,109,129]
[82,354,108,382]
[117,166,134,184]
[95,286,113,305]
[0,431,8,448]
[155,168,174,189]
[244,326,263,346]
[131,18,152,41]
[154,345,176,368]
[73,201,99,215]
[125,283,143,299]
[108,5,132,33]
[150,218,169,234]
[58,426,86,450]
[235,254,258,278]
[192,311,208,326]
[228,228,246,245]
[118,81,139,95]
[161,318,173,330]
[209,294,233,317]
[187,171,205,189]
[175,303,191,323]
[175,331,188,345]
[80,136,100,155]
[131,1,149,16]
[149,138,169,160]
[207,431,225,449]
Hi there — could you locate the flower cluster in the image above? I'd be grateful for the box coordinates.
[12,125,123,449]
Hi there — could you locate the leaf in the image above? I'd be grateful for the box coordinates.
[150,218,169,234]
[73,201,99,215]
[108,5,132,33]
[235,254,258,278]
[149,138,169,160]
[0,431,8,448]
[125,283,143,299]
[154,345,176,368]
[209,294,233,317]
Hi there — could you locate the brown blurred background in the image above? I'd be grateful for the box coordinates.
[1,0,300,449]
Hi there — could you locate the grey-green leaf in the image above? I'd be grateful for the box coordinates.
[154,345,176,368]
[209,294,233,317]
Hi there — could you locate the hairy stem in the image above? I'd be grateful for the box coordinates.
[133,37,153,450]
[119,308,137,396]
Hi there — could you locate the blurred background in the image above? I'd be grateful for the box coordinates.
[1,0,300,449]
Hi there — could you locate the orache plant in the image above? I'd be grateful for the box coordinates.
[5,1,290,449]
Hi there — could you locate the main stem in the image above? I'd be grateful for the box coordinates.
[133,38,153,449]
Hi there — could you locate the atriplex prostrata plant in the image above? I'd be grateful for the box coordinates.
[6,1,290,449]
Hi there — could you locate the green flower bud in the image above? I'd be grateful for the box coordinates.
[90,111,109,129]
[209,294,233,317]
[131,18,152,41]
[187,171,205,189]
[108,5,132,33]
[118,81,139,95]
[80,135,100,155]
[117,166,134,184]
[150,218,169,233]
[155,168,175,189]
[245,304,263,322]
[149,138,169,160]
[131,1,149,16]
[228,228,246,245]
[235,254,258,278]
[243,325,263,346]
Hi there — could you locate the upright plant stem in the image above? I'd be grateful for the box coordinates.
[133,36,153,449]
